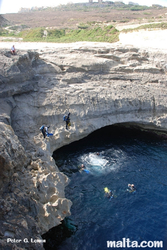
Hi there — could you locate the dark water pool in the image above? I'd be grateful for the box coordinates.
[52,125,167,250]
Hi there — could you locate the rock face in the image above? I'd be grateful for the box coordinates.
[0,43,167,249]
[0,15,10,27]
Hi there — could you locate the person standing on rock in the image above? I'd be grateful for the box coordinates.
[63,113,71,130]
[40,125,46,138]
[66,113,71,130]
[40,125,53,138]
[40,125,50,138]
[11,45,16,55]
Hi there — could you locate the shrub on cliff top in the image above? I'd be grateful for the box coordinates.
[19,27,45,41]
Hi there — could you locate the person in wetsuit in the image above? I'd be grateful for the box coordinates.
[40,125,50,138]
[66,113,71,130]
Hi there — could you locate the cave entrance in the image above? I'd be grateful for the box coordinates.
[43,123,167,250]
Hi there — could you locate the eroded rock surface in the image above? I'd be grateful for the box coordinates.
[0,43,167,249]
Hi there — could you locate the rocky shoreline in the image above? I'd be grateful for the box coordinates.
[0,40,167,249]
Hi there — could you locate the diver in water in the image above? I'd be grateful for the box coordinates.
[127,184,136,192]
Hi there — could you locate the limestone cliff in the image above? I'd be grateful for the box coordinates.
[0,43,167,249]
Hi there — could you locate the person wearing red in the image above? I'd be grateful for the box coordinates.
[11,45,16,55]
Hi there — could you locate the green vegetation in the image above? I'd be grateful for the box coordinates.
[0,29,16,36]
[143,12,151,15]
[120,19,130,23]
[1,2,167,44]
[2,21,167,43]
[19,27,45,40]
[9,25,29,30]
[122,22,167,33]
[0,24,30,37]
[77,23,89,29]
[129,5,150,11]
[17,25,119,43]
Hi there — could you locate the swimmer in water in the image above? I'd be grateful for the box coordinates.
[128,184,136,192]
[78,164,89,173]
[104,187,113,199]
[79,164,85,170]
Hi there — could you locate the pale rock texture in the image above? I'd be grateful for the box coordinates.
[0,42,167,249]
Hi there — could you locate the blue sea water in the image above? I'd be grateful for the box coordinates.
[53,125,167,250]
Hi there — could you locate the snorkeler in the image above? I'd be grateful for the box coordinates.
[127,184,136,192]
[78,164,89,174]
[104,187,113,199]
[79,164,85,170]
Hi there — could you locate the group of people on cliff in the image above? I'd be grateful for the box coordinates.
[40,113,71,138]
[11,45,71,138]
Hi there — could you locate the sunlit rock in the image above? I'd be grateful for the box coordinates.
[0,42,167,249]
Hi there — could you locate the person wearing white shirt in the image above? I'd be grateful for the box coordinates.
[11,45,16,55]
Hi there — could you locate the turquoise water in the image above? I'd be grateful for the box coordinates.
[53,125,167,250]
